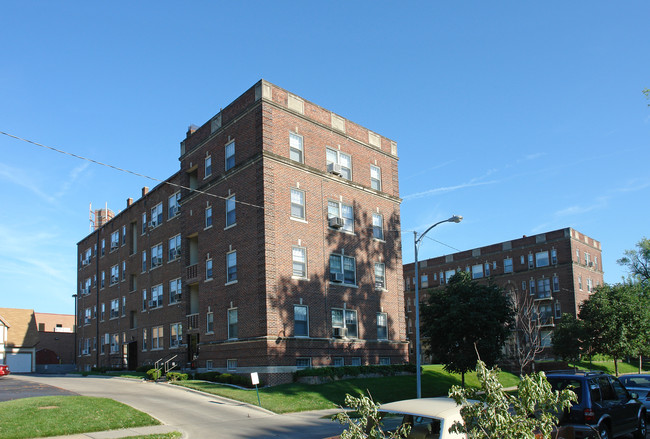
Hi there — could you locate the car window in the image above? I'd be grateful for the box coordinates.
[401,415,441,437]
[621,376,650,388]
[598,376,617,401]
[547,378,584,404]
[611,379,628,400]
[589,378,602,404]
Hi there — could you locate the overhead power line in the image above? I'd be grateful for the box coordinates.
[0,131,264,210]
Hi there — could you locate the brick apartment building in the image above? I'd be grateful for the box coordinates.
[76,80,409,384]
[403,228,603,363]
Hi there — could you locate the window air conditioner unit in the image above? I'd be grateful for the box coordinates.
[588,262,594,267]
[148,221,156,229]
[327,163,343,176]
[329,216,344,229]
[148,300,156,308]
[333,327,348,338]
[375,282,384,290]
[330,272,344,283]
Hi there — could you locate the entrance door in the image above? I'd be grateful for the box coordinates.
[187,333,199,368]
[127,341,138,370]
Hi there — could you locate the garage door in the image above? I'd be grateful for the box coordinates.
[7,353,32,373]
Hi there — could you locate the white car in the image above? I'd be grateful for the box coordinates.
[378,397,469,439]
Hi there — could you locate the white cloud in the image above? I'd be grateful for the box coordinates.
[0,162,55,203]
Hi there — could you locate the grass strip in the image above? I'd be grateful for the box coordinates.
[0,396,159,439]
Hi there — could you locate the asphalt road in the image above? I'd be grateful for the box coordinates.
[4,374,345,438]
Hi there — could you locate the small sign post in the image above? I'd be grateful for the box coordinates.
[251,372,261,407]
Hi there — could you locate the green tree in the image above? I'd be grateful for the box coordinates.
[579,283,650,375]
[449,360,576,439]
[420,271,514,387]
[551,313,586,363]
[334,393,410,439]
[617,237,650,284]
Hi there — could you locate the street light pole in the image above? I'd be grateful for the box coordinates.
[414,215,462,398]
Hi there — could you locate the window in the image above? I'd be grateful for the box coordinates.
[375,263,385,290]
[206,312,214,333]
[110,299,119,319]
[587,278,593,292]
[377,312,388,340]
[205,155,212,177]
[110,333,119,354]
[289,132,303,163]
[225,140,235,171]
[121,261,126,281]
[101,240,105,256]
[110,231,119,251]
[169,278,181,304]
[292,246,307,278]
[151,203,163,228]
[472,264,483,279]
[536,251,549,268]
[350,357,361,367]
[576,250,580,263]
[329,253,356,285]
[206,258,213,280]
[529,279,536,295]
[142,289,147,311]
[521,280,527,291]
[152,326,163,350]
[168,192,181,219]
[504,258,513,273]
[84,308,91,325]
[555,301,562,319]
[100,303,105,321]
[379,357,391,366]
[296,358,311,369]
[333,357,344,367]
[331,308,358,338]
[551,249,558,265]
[110,265,119,285]
[520,255,525,265]
[537,278,551,299]
[290,189,305,220]
[122,225,126,246]
[168,234,181,261]
[142,250,147,272]
[552,275,560,292]
[445,269,455,283]
[101,271,105,288]
[142,213,147,235]
[170,323,182,348]
[372,213,384,240]
[151,284,163,308]
[484,262,491,277]
[205,206,212,228]
[326,148,352,180]
[226,195,236,227]
[227,359,238,371]
[121,296,126,316]
[226,251,237,283]
[528,254,534,269]
[370,165,381,191]
[294,305,308,337]
[228,308,238,339]
[328,201,354,232]
[151,244,163,269]
[206,360,213,370]
[585,252,590,265]
[578,275,583,290]
[142,328,147,351]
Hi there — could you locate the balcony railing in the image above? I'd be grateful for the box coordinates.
[186,264,198,284]
[187,313,199,331]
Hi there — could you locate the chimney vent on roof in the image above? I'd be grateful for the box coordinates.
[187,124,199,136]
[127,197,133,207]
[142,187,149,197]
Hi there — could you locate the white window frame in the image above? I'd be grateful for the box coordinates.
[170,323,183,348]
[290,188,305,220]
[289,132,303,163]
[110,265,119,285]
[327,200,354,233]
[168,192,181,219]
[370,165,381,191]
[374,262,385,290]
[168,234,181,261]
[331,308,358,338]
[206,311,214,334]
[151,284,163,308]
[225,140,235,171]
[377,312,388,340]
[142,328,148,351]
[227,359,238,371]
[142,250,147,272]
[151,244,163,269]
[329,253,356,286]
[504,258,513,273]
[110,231,119,251]
[228,308,238,339]
[204,155,212,178]
[152,326,163,350]
[151,203,163,228]
[294,304,309,337]
[226,251,237,284]
[292,246,307,279]
[471,264,483,279]
[169,278,181,304]
[372,213,384,240]
[296,358,311,369]
[552,275,560,292]
[205,205,213,228]
[110,299,119,320]
[205,258,213,280]
[141,213,147,235]
[536,251,550,268]
[326,147,352,180]
[225,195,236,228]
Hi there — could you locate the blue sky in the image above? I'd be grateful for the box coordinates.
[1,2,648,314]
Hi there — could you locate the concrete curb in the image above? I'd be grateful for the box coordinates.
[35,425,185,439]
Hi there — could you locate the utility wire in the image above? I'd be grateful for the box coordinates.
[422,234,462,252]
[0,131,264,210]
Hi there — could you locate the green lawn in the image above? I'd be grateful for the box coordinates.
[124,434,182,439]
[0,396,160,439]
[174,364,519,414]
[568,358,649,375]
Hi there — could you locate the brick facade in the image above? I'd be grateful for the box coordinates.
[402,228,603,363]
[76,80,408,384]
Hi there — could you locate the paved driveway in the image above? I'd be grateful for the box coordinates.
[7,374,345,438]
[0,375,78,401]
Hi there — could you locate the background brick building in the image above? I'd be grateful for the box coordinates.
[76,80,409,384]
[403,228,603,364]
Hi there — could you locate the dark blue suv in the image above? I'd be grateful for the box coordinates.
[546,370,646,439]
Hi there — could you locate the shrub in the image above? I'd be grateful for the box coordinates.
[146,368,162,381]
[136,365,153,373]
[293,364,416,381]
[194,371,222,381]
[166,372,189,382]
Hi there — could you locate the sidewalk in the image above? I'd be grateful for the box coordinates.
[36,424,184,439]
